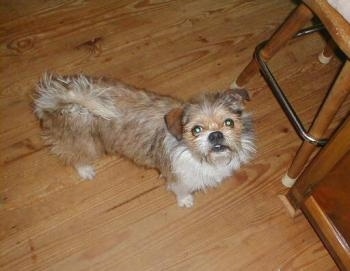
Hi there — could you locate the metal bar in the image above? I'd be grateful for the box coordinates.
[294,24,324,37]
[255,25,328,146]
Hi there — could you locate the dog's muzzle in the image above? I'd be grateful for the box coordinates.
[208,131,229,152]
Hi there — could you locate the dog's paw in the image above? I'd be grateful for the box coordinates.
[76,165,96,180]
[177,194,194,208]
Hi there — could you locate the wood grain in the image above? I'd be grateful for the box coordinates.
[1,0,349,270]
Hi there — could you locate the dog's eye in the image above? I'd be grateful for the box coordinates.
[191,126,203,136]
[224,118,234,127]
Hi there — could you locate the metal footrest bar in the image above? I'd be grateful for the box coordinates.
[294,23,324,38]
[255,24,328,146]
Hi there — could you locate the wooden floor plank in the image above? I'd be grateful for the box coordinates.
[1,0,348,270]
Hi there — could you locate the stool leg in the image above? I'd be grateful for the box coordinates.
[232,4,314,88]
[287,116,350,209]
[282,60,350,187]
[318,39,336,64]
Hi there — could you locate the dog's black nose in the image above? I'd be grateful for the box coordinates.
[208,131,224,144]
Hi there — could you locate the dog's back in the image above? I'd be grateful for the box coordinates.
[34,73,180,179]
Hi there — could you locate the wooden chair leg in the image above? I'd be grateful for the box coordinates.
[286,116,350,209]
[282,60,350,187]
[232,4,314,88]
[318,39,336,64]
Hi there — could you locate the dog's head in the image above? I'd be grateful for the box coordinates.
[165,89,254,165]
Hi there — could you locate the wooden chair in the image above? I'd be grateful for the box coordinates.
[288,115,350,270]
[232,0,350,188]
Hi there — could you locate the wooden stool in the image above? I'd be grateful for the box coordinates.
[233,0,350,188]
[287,116,350,270]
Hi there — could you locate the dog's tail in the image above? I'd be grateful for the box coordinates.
[34,72,119,120]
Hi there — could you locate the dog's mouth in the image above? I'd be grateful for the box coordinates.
[211,144,230,153]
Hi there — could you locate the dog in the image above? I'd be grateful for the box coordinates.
[34,73,255,207]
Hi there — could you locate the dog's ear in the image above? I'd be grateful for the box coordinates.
[223,88,250,102]
[219,88,250,115]
[164,107,184,141]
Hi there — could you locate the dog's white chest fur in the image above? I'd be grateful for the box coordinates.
[171,146,238,191]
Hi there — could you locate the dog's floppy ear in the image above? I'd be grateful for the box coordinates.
[219,88,250,115]
[164,107,184,141]
[223,88,250,102]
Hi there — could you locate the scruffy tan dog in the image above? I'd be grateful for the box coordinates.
[34,73,255,207]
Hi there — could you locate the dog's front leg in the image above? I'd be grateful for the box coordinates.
[167,181,194,208]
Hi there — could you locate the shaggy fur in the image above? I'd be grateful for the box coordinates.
[34,73,255,207]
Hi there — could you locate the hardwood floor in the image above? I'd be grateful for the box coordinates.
[0,1,348,270]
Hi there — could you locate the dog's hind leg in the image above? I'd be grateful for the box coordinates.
[69,138,103,180]
[75,164,96,180]
[43,120,103,181]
